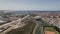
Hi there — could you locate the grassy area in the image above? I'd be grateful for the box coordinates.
[44,27,59,34]
[5,18,37,34]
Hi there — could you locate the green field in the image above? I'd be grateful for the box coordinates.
[44,27,60,34]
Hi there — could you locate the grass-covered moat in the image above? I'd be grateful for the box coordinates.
[5,18,37,34]
[35,18,60,34]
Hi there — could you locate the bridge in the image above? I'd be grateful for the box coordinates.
[0,15,30,34]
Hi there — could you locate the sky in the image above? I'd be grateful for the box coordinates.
[0,0,60,11]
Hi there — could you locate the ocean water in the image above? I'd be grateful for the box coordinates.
[7,11,60,14]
